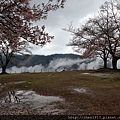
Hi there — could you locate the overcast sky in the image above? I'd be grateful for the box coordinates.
[30,0,108,55]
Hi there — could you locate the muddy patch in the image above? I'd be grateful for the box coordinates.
[0,90,65,115]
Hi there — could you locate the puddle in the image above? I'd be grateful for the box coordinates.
[0,90,65,115]
[0,90,63,109]
[82,73,110,77]
[74,88,87,93]
[17,90,63,108]
[0,91,20,104]
[82,73,90,75]
[0,90,66,115]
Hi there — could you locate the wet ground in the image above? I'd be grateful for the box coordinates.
[0,71,120,115]
[0,88,90,115]
[0,90,66,115]
[74,88,87,93]
[82,72,110,77]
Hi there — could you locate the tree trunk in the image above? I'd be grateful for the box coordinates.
[0,54,13,74]
[103,58,107,68]
[112,56,119,70]
[1,66,7,74]
[1,59,9,74]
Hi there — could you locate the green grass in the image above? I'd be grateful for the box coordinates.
[0,70,120,115]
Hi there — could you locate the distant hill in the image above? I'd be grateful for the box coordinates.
[7,54,81,68]
[3,53,109,73]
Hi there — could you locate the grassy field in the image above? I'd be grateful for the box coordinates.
[0,69,120,115]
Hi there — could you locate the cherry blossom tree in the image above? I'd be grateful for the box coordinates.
[89,0,120,70]
[63,20,110,69]
[0,0,66,74]
[64,0,120,70]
